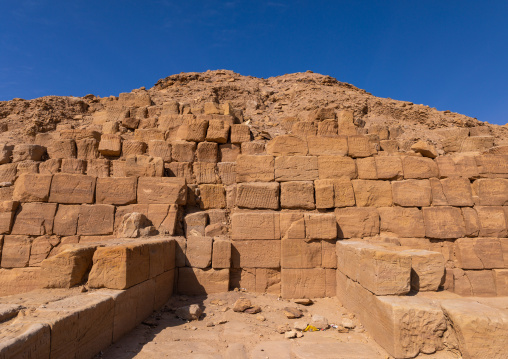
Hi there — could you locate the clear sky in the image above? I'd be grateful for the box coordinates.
[1,1,507,125]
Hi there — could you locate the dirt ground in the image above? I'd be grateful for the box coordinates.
[100,291,460,359]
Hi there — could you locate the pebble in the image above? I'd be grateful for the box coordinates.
[342,318,356,329]
[285,330,297,339]
[245,305,261,314]
[293,298,313,306]
[256,315,266,322]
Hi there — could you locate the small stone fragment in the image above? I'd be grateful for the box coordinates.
[244,305,261,314]
[294,321,308,331]
[293,298,313,306]
[285,330,297,339]
[283,307,303,319]
[233,298,252,312]
[175,304,203,321]
[311,315,329,330]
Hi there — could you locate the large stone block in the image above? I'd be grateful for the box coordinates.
[0,163,17,183]
[124,155,164,177]
[236,182,280,209]
[29,235,59,266]
[137,177,187,204]
[53,205,80,236]
[236,155,274,182]
[440,177,474,206]
[231,211,280,240]
[11,202,57,235]
[230,124,251,143]
[436,155,479,179]
[171,141,196,162]
[402,157,439,179]
[352,180,392,207]
[266,135,308,156]
[147,140,171,162]
[185,235,213,268]
[281,268,327,298]
[41,245,97,288]
[280,181,314,209]
[461,207,480,237]
[199,184,226,209]
[274,156,318,181]
[0,322,50,359]
[475,155,508,177]
[306,135,348,156]
[212,238,231,269]
[400,249,445,291]
[475,178,508,206]
[374,156,403,180]
[335,207,380,238]
[232,240,280,268]
[77,204,115,236]
[193,162,218,184]
[314,178,355,208]
[77,138,99,160]
[180,118,208,142]
[12,144,46,162]
[454,237,504,270]
[0,201,18,234]
[347,135,376,157]
[218,143,240,162]
[356,157,377,179]
[422,207,466,239]
[476,206,508,237]
[98,134,122,157]
[122,140,146,157]
[206,119,230,143]
[46,139,76,159]
[378,207,425,238]
[392,179,431,207]
[217,162,236,185]
[49,173,96,204]
[96,177,137,205]
[196,141,218,163]
[318,156,357,179]
[305,213,337,240]
[86,159,110,178]
[255,268,281,295]
[88,241,150,289]
[281,237,321,269]
[13,173,52,202]
[440,299,508,359]
[0,267,41,296]
[1,235,32,268]
[177,267,229,295]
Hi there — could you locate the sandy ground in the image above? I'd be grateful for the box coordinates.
[99,291,460,359]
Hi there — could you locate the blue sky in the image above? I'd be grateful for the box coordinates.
[1,1,507,125]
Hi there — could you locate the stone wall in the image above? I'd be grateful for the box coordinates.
[0,98,507,298]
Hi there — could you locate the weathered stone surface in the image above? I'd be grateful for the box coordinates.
[306,135,348,156]
[274,156,318,181]
[98,134,122,156]
[219,143,240,162]
[87,158,110,178]
[305,213,336,240]
[1,235,32,268]
[185,234,213,268]
[375,156,403,180]
[49,173,96,204]
[177,267,229,295]
[436,155,479,179]
[348,135,376,157]
[411,141,437,158]
[392,179,431,207]
[137,177,187,204]
[171,141,196,162]
[352,180,392,207]
[318,156,357,179]
[476,206,508,237]
[356,157,377,179]
[236,182,280,209]
[39,158,61,175]
[335,207,380,238]
[42,245,96,288]
[454,237,504,270]
[440,299,508,359]
[96,177,137,205]
[47,139,77,159]
[475,178,508,206]
[232,240,280,268]
[422,207,466,239]
[212,238,231,269]
[147,140,171,162]
[266,135,308,156]
[199,184,226,209]
[400,249,445,291]
[281,268,326,298]
[122,140,147,157]
[281,237,321,268]
[77,204,115,236]
[117,212,152,238]
[193,162,218,184]
[280,212,305,239]
[236,155,274,182]
[12,144,46,162]
[315,178,355,208]
[0,163,17,183]
[0,201,18,234]
[0,267,42,296]
[378,207,426,238]
[124,155,164,177]
[180,118,208,142]
[77,138,99,160]
[11,202,57,235]
[206,119,230,143]
[475,155,508,177]
[461,207,480,237]
[231,211,280,240]
[29,235,59,266]
[230,124,251,143]
[53,205,80,236]
[402,157,439,179]
[60,158,86,174]
[440,177,474,206]
[196,141,218,163]
[280,181,314,209]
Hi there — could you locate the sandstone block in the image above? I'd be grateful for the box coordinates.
[53,205,80,236]
[475,155,508,177]
[47,139,76,159]
[11,202,57,235]
[0,201,17,234]
[411,140,437,158]
[241,140,265,155]
[454,237,504,270]
[12,144,45,162]
[402,157,439,179]
[318,156,357,179]
[61,158,87,174]
[137,177,187,204]
[476,206,508,237]
[0,322,50,358]
[39,158,61,175]
[217,162,236,185]
[12,173,52,202]
[378,207,425,238]
[347,135,376,157]
[236,155,274,182]
[186,235,213,268]
[440,177,474,206]
[281,237,321,268]
[0,163,17,183]
[0,267,41,297]
[401,249,445,291]
[231,212,280,240]
[196,141,218,163]
[352,180,392,207]
[199,184,226,209]
[232,240,280,268]
[124,155,164,177]
[49,173,96,204]
[76,138,99,160]
[98,134,122,156]
[180,118,208,142]
[281,268,326,298]
[305,213,336,240]
[16,160,39,175]
[134,128,165,142]
[96,177,137,205]
[167,161,194,183]
[122,140,146,157]
[218,144,240,162]
[77,204,114,235]
[41,245,96,288]
[461,207,480,237]
[391,179,431,207]
[460,136,495,152]
[184,211,208,237]
[88,242,150,289]
[317,118,338,136]
[86,158,109,178]
[1,235,31,268]
[436,155,479,179]
[266,135,308,156]
[230,124,251,143]
[177,267,229,295]
[322,239,337,269]
[356,157,377,179]
[29,235,59,266]
[206,119,230,143]
[236,182,279,209]
[193,162,218,184]
[274,156,318,181]
[255,268,281,294]
[493,269,508,296]
[280,181,314,209]
[171,141,196,162]
[307,135,348,156]
[147,140,171,162]
[335,207,380,238]
[475,178,508,206]
[315,178,355,208]
[212,238,231,269]
[422,207,466,239]
[280,212,305,239]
